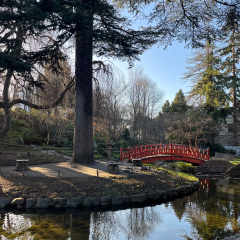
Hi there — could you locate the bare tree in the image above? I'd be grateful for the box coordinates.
[166,108,218,147]
[128,66,164,142]
[93,63,127,141]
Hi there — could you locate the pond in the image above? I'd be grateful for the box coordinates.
[1,178,240,240]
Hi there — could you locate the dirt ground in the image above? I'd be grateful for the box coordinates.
[0,151,197,200]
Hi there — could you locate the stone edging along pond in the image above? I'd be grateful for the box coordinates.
[0,181,200,209]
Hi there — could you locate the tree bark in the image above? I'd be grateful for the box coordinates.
[73,3,94,164]
[232,29,238,146]
[0,69,13,139]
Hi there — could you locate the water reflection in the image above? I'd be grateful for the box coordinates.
[1,179,240,239]
[90,207,161,240]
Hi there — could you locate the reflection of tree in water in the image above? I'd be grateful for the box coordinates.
[172,179,240,240]
[0,212,89,240]
[171,197,190,220]
[90,206,162,240]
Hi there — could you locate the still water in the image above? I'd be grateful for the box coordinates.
[1,178,240,240]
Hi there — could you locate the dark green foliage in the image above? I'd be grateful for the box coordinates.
[48,139,58,146]
[208,143,227,157]
[55,143,64,148]
[23,136,44,145]
[204,104,231,124]
[162,100,171,114]
[162,90,189,115]
[227,149,237,155]
[121,128,131,142]
[120,140,129,149]
[98,143,106,149]
[98,148,107,157]
[171,89,188,113]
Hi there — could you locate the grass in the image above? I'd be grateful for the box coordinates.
[41,146,72,151]
[158,166,197,182]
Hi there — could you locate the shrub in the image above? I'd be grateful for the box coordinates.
[178,162,196,174]
[169,162,177,169]
[115,142,121,149]
[58,138,69,147]
[23,137,44,145]
[98,147,107,157]
[101,150,107,157]
[226,149,237,155]
[48,139,58,146]
[209,143,226,157]
[119,140,129,149]
[55,143,64,148]
[98,143,106,148]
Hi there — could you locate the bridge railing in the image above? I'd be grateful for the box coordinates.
[120,144,209,161]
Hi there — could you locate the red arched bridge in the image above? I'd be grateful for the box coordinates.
[120,144,209,165]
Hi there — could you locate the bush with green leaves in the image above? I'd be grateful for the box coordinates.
[98,148,107,157]
[226,149,236,155]
[209,143,236,156]
[208,143,226,156]
[168,161,195,174]
[55,143,64,148]
[178,162,196,174]
[23,137,44,145]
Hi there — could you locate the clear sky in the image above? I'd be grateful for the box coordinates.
[111,42,193,105]
[103,5,194,106]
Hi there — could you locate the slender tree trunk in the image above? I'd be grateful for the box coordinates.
[73,2,94,164]
[232,29,238,146]
[0,69,13,139]
[0,26,24,139]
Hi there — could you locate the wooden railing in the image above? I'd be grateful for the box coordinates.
[120,144,209,162]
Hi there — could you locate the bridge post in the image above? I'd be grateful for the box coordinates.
[207,148,210,160]
[171,142,173,161]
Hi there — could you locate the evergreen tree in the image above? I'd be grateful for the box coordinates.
[0,0,75,139]
[171,89,188,113]
[217,7,240,145]
[162,100,171,114]
[182,40,226,107]
[0,0,157,164]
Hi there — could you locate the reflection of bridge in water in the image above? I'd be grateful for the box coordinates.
[120,144,209,165]
[199,179,210,190]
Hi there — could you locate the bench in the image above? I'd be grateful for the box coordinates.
[132,158,142,167]
[16,159,29,171]
[107,162,121,174]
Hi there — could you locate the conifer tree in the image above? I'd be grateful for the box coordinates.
[162,100,171,114]
[0,0,75,139]
[0,0,157,164]
[182,39,226,107]
[171,89,188,113]
[218,7,240,145]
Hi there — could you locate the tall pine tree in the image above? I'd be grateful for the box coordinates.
[0,0,157,164]
[171,89,188,113]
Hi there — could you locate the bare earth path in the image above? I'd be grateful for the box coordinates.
[0,152,197,200]
[1,160,132,178]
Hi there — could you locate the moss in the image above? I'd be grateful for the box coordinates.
[39,222,50,229]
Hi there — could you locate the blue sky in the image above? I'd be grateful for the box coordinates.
[109,5,194,105]
[111,42,193,104]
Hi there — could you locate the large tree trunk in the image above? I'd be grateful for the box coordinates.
[73,4,94,164]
